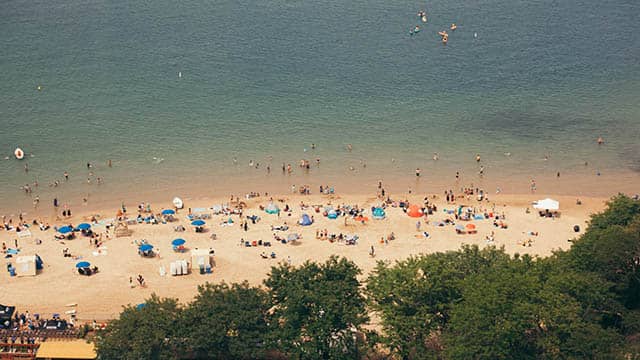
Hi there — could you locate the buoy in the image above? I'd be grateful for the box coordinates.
[178,71,182,78]
[37,85,42,91]
[14,148,24,160]
[474,32,478,38]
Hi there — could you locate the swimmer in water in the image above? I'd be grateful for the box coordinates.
[433,152,439,161]
[475,154,481,162]
[597,136,604,145]
[347,144,353,152]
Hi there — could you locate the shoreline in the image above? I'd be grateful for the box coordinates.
[3,167,638,221]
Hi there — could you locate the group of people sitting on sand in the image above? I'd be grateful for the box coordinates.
[315,230,358,245]
[6,311,72,333]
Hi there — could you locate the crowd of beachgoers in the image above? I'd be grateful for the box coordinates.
[2,139,638,323]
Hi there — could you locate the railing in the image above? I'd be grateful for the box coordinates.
[0,343,38,360]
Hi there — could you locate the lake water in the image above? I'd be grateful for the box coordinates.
[1,0,639,212]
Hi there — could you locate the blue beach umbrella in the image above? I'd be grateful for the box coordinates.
[139,244,154,252]
[191,220,205,226]
[76,223,91,230]
[136,303,146,310]
[58,226,73,234]
[76,261,90,268]
[171,238,186,246]
[161,209,175,215]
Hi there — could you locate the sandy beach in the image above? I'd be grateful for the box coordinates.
[0,190,608,321]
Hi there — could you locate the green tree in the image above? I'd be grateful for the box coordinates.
[443,256,624,359]
[588,194,640,230]
[265,256,369,360]
[95,294,182,360]
[181,281,270,359]
[575,221,640,309]
[366,245,511,359]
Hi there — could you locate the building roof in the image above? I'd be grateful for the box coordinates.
[36,340,96,359]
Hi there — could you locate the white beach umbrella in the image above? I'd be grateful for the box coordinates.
[533,198,559,210]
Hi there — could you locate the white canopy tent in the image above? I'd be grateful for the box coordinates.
[15,255,36,276]
[533,198,560,211]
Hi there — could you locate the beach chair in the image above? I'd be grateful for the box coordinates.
[18,229,32,238]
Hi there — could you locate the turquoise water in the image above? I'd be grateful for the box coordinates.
[1,0,639,210]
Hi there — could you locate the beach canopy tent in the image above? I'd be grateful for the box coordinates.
[161,209,175,215]
[0,304,16,329]
[15,255,37,276]
[372,207,386,219]
[76,223,91,230]
[211,204,224,214]
[171,238,186,246]
[57,226,73,234]
[139,244,154,252]
[287,233,300,242]
[407,205,423,218]
[191,248,211,269]
[35,339,96,359]
[265,202,280,214]
[533,198,560,211]
[299,214,313,226]
[76,261,91,268]
[191,220,206,227]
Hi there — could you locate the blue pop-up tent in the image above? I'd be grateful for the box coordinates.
[372,207,386,219]
[299,214,313,226]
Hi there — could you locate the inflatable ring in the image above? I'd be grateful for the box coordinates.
[14,148,24,160]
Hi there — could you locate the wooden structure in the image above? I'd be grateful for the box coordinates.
[0,343,38,360]
[113,221,131,238]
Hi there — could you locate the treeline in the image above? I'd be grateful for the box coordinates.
[95,195,640,359]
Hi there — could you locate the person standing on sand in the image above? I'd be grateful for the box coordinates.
[530,179,536,193]
[370,246,375,257]
[416,168,421,177]
[107,159,112,167]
